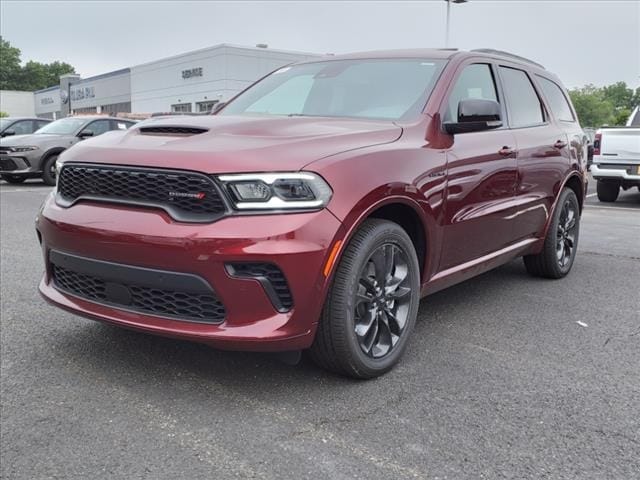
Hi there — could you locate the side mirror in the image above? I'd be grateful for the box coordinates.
[78,130,94,138]
[444,99,502,135]
[2,129,16,137]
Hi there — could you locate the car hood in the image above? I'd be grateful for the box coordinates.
[59,115,403,173]
[0,133,74,148]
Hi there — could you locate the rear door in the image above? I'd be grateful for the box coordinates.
[439,62,518,270]
[498,65,570,241]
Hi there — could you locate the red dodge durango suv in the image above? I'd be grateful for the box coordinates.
[37,49,588,378]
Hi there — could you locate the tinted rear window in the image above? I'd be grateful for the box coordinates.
[499,67,545,127]
[537,76,574,122]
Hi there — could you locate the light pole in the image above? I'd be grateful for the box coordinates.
[445,0,468,48]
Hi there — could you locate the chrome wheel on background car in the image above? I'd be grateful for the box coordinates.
[355,244,411,358]
[310,219,420,379]
[524,188,580,279]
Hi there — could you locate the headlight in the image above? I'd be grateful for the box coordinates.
[7,146,38,153]
[218,172,332,210]
[54,159,64,189]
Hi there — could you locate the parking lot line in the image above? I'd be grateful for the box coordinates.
[586,205,640,212]
[0,188,52,194]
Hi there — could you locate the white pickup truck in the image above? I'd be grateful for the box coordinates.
[592,106,640,202]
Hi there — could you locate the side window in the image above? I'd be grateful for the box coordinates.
[35,120,49,131]
[445,64,498,122]
[11,120,33,135]
[83,120,111,136]
[536,76,574,122]
[112,120,132,131]
[499,67,545,127]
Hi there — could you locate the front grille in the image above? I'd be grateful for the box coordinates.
[0,157,18,171]
[52,264,226,323]
[139,126,208,136]
[57,164,227,222]
[227,263,293,312]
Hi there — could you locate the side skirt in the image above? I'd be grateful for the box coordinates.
[421,237,540,297]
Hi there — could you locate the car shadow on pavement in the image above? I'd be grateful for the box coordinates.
[49,259,531,394]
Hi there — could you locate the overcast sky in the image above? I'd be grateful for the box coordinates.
[1,1,638,89]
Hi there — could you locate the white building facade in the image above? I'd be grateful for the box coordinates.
[0,90,36,117]
[18,44,320,119]
[131,44,320,113]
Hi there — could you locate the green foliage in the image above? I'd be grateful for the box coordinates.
[0,36,75,91]
[0,36,22,89]
[569,82,639,128]
[0,111,9,118]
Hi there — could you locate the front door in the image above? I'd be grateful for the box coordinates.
[439,62,519,270]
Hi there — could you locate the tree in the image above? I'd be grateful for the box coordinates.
[0,111,9,118]
[19,60,76,91]
[601,81,635,111]
[0,36,75,91]
[0,36,22,90]
[569,85,615,128]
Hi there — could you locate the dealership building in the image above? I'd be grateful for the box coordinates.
[3,44,320,119]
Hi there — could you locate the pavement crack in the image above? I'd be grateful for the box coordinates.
[580,250,640,261]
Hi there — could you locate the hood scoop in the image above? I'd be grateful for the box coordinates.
[138,126,209,136]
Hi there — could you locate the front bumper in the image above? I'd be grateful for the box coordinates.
[591,163,640,183]
[0,152,41,174]
[37,193,345,351]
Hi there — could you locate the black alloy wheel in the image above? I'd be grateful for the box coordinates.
[556,198,578,268]
[310,219,420,379]
[524,188,580,279]
[355,244,412,358]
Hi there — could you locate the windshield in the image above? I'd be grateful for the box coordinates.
[0,119,11,130]
[35,117,88,135]
[221,58,446,121]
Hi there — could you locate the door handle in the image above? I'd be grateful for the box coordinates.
[553,140,567,149]
[498,146,516,156]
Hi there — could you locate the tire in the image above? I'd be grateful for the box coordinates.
[1,174,26,184]
[524,188,580,279]
[596,180,619,202]
[309,219,421,379]
[41,154,59,186]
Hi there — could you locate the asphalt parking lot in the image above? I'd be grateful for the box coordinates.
[1,178,638,479]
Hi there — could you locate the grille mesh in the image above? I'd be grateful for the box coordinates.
[0,157,19,171]
[57,165,226,222]
[53,264,226,323]
[229,263,293,311]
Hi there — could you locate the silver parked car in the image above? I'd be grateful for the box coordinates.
[0,116,136,185]
[0,117,51,137]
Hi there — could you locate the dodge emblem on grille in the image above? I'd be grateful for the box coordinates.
[168,191,206,200]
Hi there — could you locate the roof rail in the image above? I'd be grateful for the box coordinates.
[470,49,545,69]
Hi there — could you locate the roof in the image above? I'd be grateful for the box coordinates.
[295,48,547,71]
[132,43,322,70]
[314,48,461,61]
[70,68,131,86]
[1,117,50,121]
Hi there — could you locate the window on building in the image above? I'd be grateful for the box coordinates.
[196,101,219,113]
[101,102,132,116]
[73,107,98,114]
[536,76,575,122]
[171,103,192,113]
[445,64,498,122]
[499,67,545,127]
